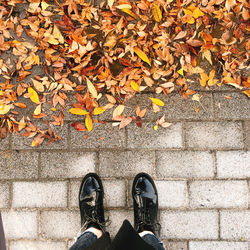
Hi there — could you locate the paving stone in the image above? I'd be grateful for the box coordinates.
[40,152,96,178]
[214,92,250,119]
[156,181,187,208]
[70,122,126,149]
[2,211,38,239]
[186,122,244,149]
[99,150,155,177]
[162,241,187,250]
[40,211,80,239]
[12,181,67,208]
[189,241,249,250]
[127,122,183,149]
[244,121,250,149]
[0,152,38,179]
[0,182,10,208]
[69,180,81,208]
[189,181,248,208]
[220,211,250,240]
[0,134,10,150]
[11,122,68,150]
[159,93,213,120]
[9,241,67,250]
[106,210,133,238]
[103,180,126,207]
[160,211,218,239]
[157,151,214,178]
[216,151,250,178]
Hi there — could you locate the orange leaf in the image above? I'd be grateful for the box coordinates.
[69,108,89,115]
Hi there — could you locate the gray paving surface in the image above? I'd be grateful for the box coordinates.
[0,90,250,250]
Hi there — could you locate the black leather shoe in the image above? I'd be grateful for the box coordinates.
[79,173,106,232]
[132,173,161,235]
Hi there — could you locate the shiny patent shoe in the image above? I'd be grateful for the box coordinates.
[79,173,107,232]
[132,173,161,235]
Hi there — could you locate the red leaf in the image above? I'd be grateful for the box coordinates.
[136,116,142,128]
[71,122,87,131]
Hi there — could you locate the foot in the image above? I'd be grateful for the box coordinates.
[79,173,106,232]
[132,173,160,235]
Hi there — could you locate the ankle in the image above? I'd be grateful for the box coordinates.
[85,227,103,239]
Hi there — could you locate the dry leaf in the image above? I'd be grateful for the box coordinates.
[134,47,151,66]
[86,78,98,98]
[85,114,93,132]
[149,97,165,106]
[113,105,125,118]
[69,108,89,115]
[152,4,162,22]
[28,87,40,104]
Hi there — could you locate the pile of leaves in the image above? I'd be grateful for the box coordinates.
[0,0,249,146]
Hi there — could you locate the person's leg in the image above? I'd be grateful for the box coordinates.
[139,231,165,250]
[69,173,110,250]
[132,173,166,250]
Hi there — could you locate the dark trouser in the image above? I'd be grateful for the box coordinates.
[0,212,6,250]
[69,220,166,250]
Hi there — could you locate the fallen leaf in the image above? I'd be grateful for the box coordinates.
[71,122,87,131]
[93,107,106,115]
[152,4,162,22]
[113,105,125,118]
[130,80,140,92]
[28,87,40,104]
[149,97,165,106]
[0,104,11,115]
[85,114,93,132]
[134,47,151,66]
[86,78,98,98]
[69,108,89,115]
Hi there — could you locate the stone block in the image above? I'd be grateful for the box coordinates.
[127,122,183,149]
[186,122,244,149]
[216,151,250,178]
[0,134,10,150]
[156,151,214,178]
[220,211,250,240]
[159,93,213,120]
[2,211,38,239]
[9,241,66,250]
[189,181,248,208]
[243,121,250,149]
[70,122,126,149]
[214,92,250,119]
[189,241,248,250]
[40,211,80,239]
[103,180,126,207]
[0,152,38,179]
[160,211,218,239]
[69,180,81,208]
[0,182,9,208]
[12,181,67,208]
[163,241,188,250]
[99,150,155,177]
[40,152,96,178]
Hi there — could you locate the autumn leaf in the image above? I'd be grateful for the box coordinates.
[113,105,125,118]
[149,97,165,106]
[69,108,89,115]
[33,104,42,115]
[71,122,86,131]
[130,81,140,92]
[207,69,219,86]
[134,47,151,66]
[117,4,132,9]
[85,114,93,132]
[152,4,162,22]
[28,87,40,104]
[192,7,205,19]
[202,50,213,65]
[108,0,114,8]
[93,107,106,115]
[86,78,98,98]
[121,8,138,19]
[199,72,209,87]
[53,25,64,44]
[32,79,44,92]
[14,102,27,109]
[0,104,11,115]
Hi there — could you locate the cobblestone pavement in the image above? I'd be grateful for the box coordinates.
[0,89,249,250]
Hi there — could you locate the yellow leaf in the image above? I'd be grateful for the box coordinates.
[93,107,106,115]
[47,36,59,45]
[69,108,89,115]
[28,87,40,104]
[134,47,151,66]
[187,17,195,24]
[199,72,209,87]
[154,125,159,130]
[177,68,184,76]
[41,1,49,10]
[34,104,41,115]
[86,78,98,98]
[51,107,56,111]
[113,105,125,117]
[207,69,219,86]
[203,50,213,65]
[152,4,162,22]
[53,25,64,44]
[243,90,250,97]
[192,93,202,102]
[85,114,93,132]
[149,97,165,106]
[0,104,11,115]
[192,7,204,19]
[130,81,140,92]
[121,8,138,19]
[117,4,132,9]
